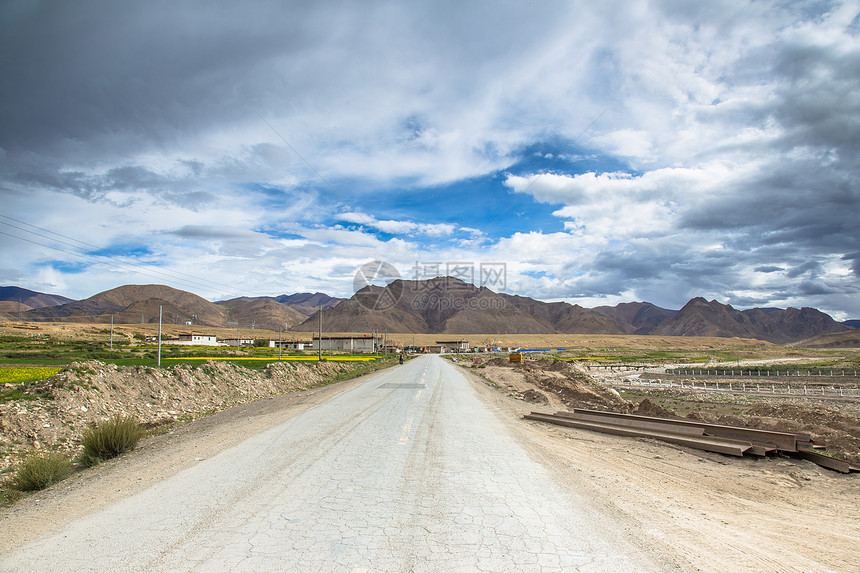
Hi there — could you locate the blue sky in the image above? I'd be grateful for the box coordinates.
[1,1,859,320]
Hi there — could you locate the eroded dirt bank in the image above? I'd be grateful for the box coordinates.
[472,356,860,465]
[1,359,372,473]
[461,359,860,573]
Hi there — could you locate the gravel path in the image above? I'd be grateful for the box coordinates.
[0,355,654,572]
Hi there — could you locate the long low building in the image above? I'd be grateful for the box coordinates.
[219,338,255,347]
[435,340,470,353]
[269,340,311,350]
[162,333,219,346]
[308,336,376,353]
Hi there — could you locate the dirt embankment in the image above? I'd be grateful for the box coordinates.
[474,357,860,465]
[480,357,650,412]
[0,360,367,474]
[462,364,860,573]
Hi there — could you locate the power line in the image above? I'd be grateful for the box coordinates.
[256,113,375,229]
[0,228,243,298]
[0,214,239,293]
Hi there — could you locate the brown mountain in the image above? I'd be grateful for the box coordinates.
[291,278,626,335]
[24,284,229,325]
[792,329,860,349]
[651,298,848,343]
[0,286,74,309]
[10,282,849,342]
[216,297,308,330]
[272,292,343,315]
[742,307,849,342]
[0,300,34,319]
[593,302,677,334]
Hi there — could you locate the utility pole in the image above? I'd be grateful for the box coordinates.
[278,326,282,361]
[236,324,240,352]
[157,305,162,367]
[318,305,322,361]
[110,314,114,350]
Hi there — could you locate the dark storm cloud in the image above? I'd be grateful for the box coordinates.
[0,2,315,156]
[773,32,860,152]
[1,1,858,318]
[170,225,253,240]
[843,252,860,276]
[786,260,822,279]
[797,280,840,295]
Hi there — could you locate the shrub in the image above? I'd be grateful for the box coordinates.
[13,452,73,492]
[79,414,145,467]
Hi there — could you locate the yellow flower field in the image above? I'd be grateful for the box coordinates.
[164,356,378,362]
[0,367,62,385]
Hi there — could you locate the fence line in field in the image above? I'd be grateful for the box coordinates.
[611,377,860,398]
[666,368,858,377]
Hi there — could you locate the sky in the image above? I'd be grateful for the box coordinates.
[1,0,859,320]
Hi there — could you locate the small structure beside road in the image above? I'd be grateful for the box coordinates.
[309,336,376,353]
[435,340,470,353]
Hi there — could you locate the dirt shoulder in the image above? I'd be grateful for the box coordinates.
[0,359,382,474]
[0,368,388,554]
[461,363,860,573]
[4,355,857,571]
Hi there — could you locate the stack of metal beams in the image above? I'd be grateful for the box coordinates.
[525,408,859,474]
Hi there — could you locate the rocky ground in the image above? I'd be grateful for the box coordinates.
[1,355,857,570]
[460,363,860,572]
[470,356,860,466]
[0,359,373,475]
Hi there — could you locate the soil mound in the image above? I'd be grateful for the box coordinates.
[0,359,369,474]
[633,398,677,418]
[476,357,860,465]
[518,389,548,404]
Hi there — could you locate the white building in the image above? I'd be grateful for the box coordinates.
[168,333,219,346]
[308,336,376,353]
[269,340,310,350]
[435,340,470,353]
[220,338,255,347]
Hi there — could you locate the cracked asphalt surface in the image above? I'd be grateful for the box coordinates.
[0,355,655,572]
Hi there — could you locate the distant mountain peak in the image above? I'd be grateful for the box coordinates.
[0,286,75,309]
[6,282,848,343]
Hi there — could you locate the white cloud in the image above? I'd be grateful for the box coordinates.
[1,1,858,319]
[592,130,654,161]
[339,212,458,237]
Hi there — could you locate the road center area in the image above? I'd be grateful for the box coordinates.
[0,355,654,572]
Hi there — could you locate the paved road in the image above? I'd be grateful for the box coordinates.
[0,355,654,572]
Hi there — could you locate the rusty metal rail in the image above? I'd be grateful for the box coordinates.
[524,409,859,473]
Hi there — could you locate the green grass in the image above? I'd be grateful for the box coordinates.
[78,415,145,467]
[0,386,54,403]
[12,452,73,492]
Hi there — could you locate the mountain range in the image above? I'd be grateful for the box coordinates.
[291,278,851,343]
[0,281,854,344]
[3,285,343,331]
[0,286,75,317]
